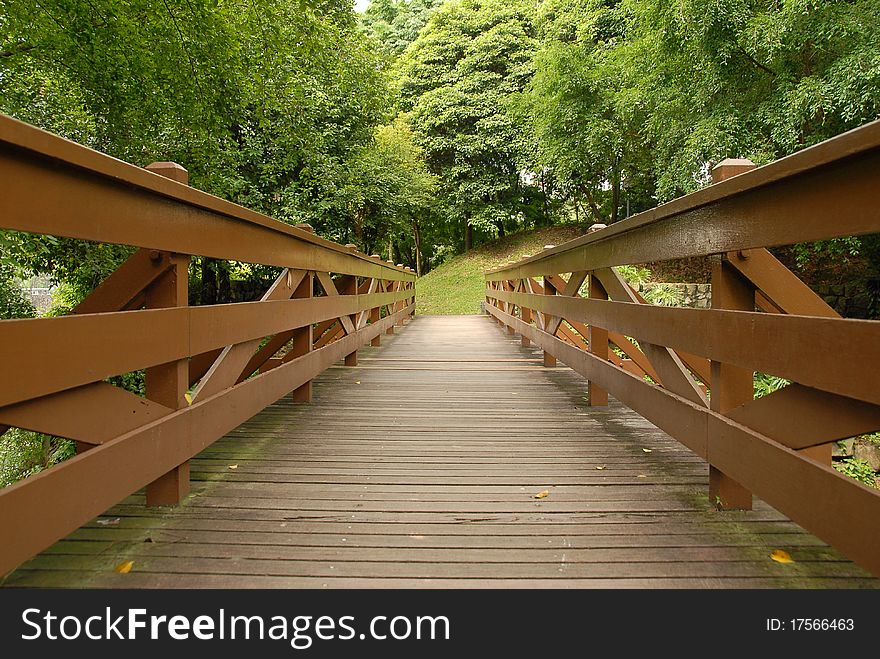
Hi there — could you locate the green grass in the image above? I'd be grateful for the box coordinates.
[416,226,586,315]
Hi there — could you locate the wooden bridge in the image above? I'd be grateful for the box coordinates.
[1,114,879,587]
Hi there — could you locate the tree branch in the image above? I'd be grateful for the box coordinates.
[0,44,37,58]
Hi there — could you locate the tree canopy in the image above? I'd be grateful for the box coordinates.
[1,0,879,307]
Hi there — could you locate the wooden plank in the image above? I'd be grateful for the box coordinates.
[486,120,880,279]
[486,304,880,576]
[0,304,414,575]
[0,116,413,281]
[486,287,880,405]
[0,383,172,445]
[5,314,875,589]
[191,269,307,402]
[0,288,412,407]
[727,385,880,450]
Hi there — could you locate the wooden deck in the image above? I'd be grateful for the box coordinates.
[4,315,878,588]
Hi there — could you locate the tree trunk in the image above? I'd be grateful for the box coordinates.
[412,219,422,277]
[464,222,473,251]
[218,261,232,303]
[494,219,505,239]
[610,156,621,224]
[541,170,550,226]
[201,257,217,305]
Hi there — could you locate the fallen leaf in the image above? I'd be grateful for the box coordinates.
[770,549,794,564]
[228,464,238,470]
[355,381,361,385]
[637,474,647,478]
[642,448,652,453]
[96,517,120,527]
[184,392,193,404]
[533,490,550,499]
[595,466,606,470]
[114,561,134,574]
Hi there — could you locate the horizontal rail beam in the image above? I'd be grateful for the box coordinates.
[0,288,412,407]
[486,288,880,405]
[0,303,414,576]
[0,115,413,281]
[487,120,880,278]
[485,303,880,577]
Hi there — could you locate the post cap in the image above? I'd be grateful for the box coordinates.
[145,161,188,184]
[588,223,607,233]
[711,158,756,183]
[295,223,314,233]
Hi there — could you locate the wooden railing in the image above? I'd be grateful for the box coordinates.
[485,120,880,577]
[0,114,416,575]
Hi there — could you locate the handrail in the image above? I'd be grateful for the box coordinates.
[487,119,880,279]
[0,114,414,281]
[0,116,416,575]
[484,125,880,577]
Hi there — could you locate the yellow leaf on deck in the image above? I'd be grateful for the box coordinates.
[771,549,794,564]
[533,490,550,499]
[228,464,238,470]
[595,465,606,470]
[114,561,134,574]
[184,392,192,404]
[355,381,361,385]
[642,448,652,453]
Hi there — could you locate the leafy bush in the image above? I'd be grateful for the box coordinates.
[753,373,789,398]
[643,283,684,307]
[833,458,878,489]
[0,429,75,488]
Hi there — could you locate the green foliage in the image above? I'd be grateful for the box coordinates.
[833,458,878,489]
[416,226,584,314]
[616,265,652,287]
[362,0,443,58]
[754,373,790,398]
[0,429,75,488]
[397,0,542,249]
[642,283,684,307]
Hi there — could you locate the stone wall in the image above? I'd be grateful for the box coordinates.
[635,282,712,309]
[814,282,877,319]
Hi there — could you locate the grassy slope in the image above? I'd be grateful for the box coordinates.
[416,226,586,315]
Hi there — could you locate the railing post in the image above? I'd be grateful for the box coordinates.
[543,274,557,367]
[505,280,516,335]
[521,279,532,347]
[144,161,190,506]
[588,272,609,406]
[707,159,756,510]
[370,255,382,347]
[709,255,755,509]
[386,261,396,335]
[291,223,315,403]
[343,246,360,366]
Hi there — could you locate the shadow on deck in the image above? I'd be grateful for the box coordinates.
[5,315,878,588]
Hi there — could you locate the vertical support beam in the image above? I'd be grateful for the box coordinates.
[709,255,754,510]
[386,267,396,336]
[342,263,359,367]
[370,258,383,347]
[292,223,316,403]
[543,276,557,367]
[290,271,315,402]
[588,272,609,407]
[521,280,532,347]
[505,280,515,336]
[144,162,190,506]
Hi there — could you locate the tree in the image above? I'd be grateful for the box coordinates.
[342,117,438,274]
[397,0,539,250]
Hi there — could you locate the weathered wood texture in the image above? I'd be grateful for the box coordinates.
[4,316,876,589]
